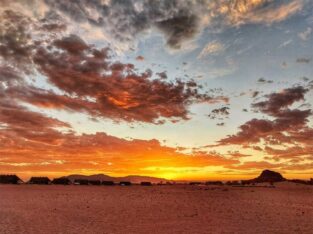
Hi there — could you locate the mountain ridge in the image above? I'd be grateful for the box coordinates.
[64,174,170,184]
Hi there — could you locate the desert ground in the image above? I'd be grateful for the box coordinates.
[0,183,312,234]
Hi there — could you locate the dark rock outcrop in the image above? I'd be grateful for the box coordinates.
[255,170,285,182]
[246,170,286,183]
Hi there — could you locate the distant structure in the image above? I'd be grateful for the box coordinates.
[226,181,240,186]
[52,177,71,185]
[189,182,202,185]
[88,180,101,185]
[28,177,51,185]
[74,179,89,185]
[102,181,115,186]
[205,181,223,186]
[119,181,131,186]
[141,181,152,186]
[289,179,313,185]
[0,175,23,184]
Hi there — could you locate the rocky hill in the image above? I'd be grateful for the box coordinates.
[247,170,286,183]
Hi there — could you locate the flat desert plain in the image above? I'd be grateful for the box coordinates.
[0,183,312,234]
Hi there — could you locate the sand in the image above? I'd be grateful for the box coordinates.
[0,182,312,234]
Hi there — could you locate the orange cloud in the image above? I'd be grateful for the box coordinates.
[0,130,239,180]
[207,0,305,27]
[218,86,313,166]
[0,10,227,125]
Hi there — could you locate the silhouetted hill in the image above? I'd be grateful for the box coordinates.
[66,174,169,184]
[247,170,286,183]
[67,174,112,182]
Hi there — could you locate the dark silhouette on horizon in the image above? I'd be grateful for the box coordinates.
[52,177,71,185]
[141,182,152,186]
[1,170,313,186]
[29,177,51,185]
[102,181,115,186]
[0,175,23,184]
[119,181,132,186]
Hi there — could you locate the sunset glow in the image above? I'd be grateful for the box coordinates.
[0,0,313,181]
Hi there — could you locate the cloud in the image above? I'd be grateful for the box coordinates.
[296,58,311,64]
[136,55,144,61]
[197,41,225,59]
[298,27,312,41]
[33,35,225,124]
[278,39,292,48]
[0,10,35,71]
[227,151,251,159]
[208,106,230,119]
[0,61,237,178]
[0,62,237,178]
[0,129,239,178]
[252,91,259,98]
[226,161,282,170]
[0,9,226,125]
[218,86,312,149]
[257,78,273,84]
[43,0,202,50]
[264,146,313,159]
[155,14,199,49]
[207,0,306,27]
[1,0,307,54]
[251,86,308,116]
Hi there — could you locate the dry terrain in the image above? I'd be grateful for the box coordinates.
[0,182,312,234]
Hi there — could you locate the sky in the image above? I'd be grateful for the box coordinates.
[0,0,313,181]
